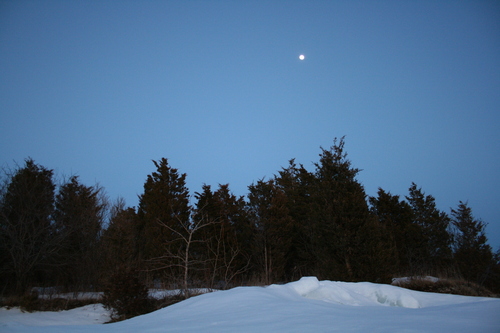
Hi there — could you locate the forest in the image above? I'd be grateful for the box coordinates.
[1,138,499,298]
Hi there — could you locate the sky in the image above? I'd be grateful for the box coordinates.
[1,1,499,248]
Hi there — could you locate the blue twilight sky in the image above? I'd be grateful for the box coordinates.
[1,1,499,248]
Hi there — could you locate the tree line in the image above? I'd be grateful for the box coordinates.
[1,137,499,296]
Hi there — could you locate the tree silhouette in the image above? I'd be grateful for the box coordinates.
[136,158,191,282]
[53,176,106,289]
[0,159,57,293]
[406,183,452,271]
[451,201,493,284]
[310,137,373,280]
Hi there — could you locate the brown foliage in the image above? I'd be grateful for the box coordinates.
[392,276,496,297]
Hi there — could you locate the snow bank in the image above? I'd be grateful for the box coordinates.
[2,277,499,333]
[126,277,500,333]
[285,276,422,308]
[286,276,321,295]
[277,276,495,309]
[0,304,110,327]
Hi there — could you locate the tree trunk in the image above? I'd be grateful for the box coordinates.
[183,232,191,299]
[345,253,353,280]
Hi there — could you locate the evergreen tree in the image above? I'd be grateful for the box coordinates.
[451,201,493,284]
[136,158,191,281]
[0,159,57,293]
[406,183,452,271]
[194,184,252,288]
[192,184,219,286]
[353,216,397,282]
[489,249,500,293]
[53,176,106,289]
[248,179,294,283]
[99,199,139,283]
[369,188,425,274]
[310,137,374,280]
[274,159,316,278]
[214,185,249,283]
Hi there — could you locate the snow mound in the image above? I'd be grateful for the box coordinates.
[274,276,495,309]
[2,278,499,333]
[286,276,321,296]
[282,277,421,308]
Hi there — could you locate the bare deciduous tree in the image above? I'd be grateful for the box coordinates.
[206,222,251,288]
[151,213,216,298]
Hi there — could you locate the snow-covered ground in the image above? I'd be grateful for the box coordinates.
[0,304,109,327]
[148,288,214,299]
[1,277,499,332]
[391,275,440,286]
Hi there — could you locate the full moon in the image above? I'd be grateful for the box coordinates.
[299,54,305,60]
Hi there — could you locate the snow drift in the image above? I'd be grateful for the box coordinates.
[2,277,499,332]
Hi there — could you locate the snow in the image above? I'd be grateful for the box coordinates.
[0,304,110,327]
[32,289,213,301]
[37,292,103,301]
[1,277,499,332]
[148,288,215,299]
[391,276,440,286]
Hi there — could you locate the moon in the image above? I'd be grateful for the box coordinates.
[299,54,305,60]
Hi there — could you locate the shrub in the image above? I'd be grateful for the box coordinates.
[0,290,101,312]
[19,290,40,312]
[101,267,152,321]
[392,276,496,297]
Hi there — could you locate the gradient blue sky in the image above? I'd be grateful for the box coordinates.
[1,1,499,249]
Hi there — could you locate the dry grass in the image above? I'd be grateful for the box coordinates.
[0,293,99,312]
[104,293,188,323]
[1,290,193,318]
[392,276,497,297]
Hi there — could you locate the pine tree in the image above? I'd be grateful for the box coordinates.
[248,179,294,283]
[406,183,452,271]
[0,159,57,293]
[136,158,191,282]
[53,176,106,289]
[194,184,252,288]
[98,198,139,289]
[369,188,425,274]
[192,184,219,286]
[310,137,374,281]
[275,159,316,278]
[451,201,493,284]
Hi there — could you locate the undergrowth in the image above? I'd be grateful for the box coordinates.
[104,293,187,323]
[0,290,198,322]
[101,267,202,323]
[392,277,497,297]
[0,293,98,312]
